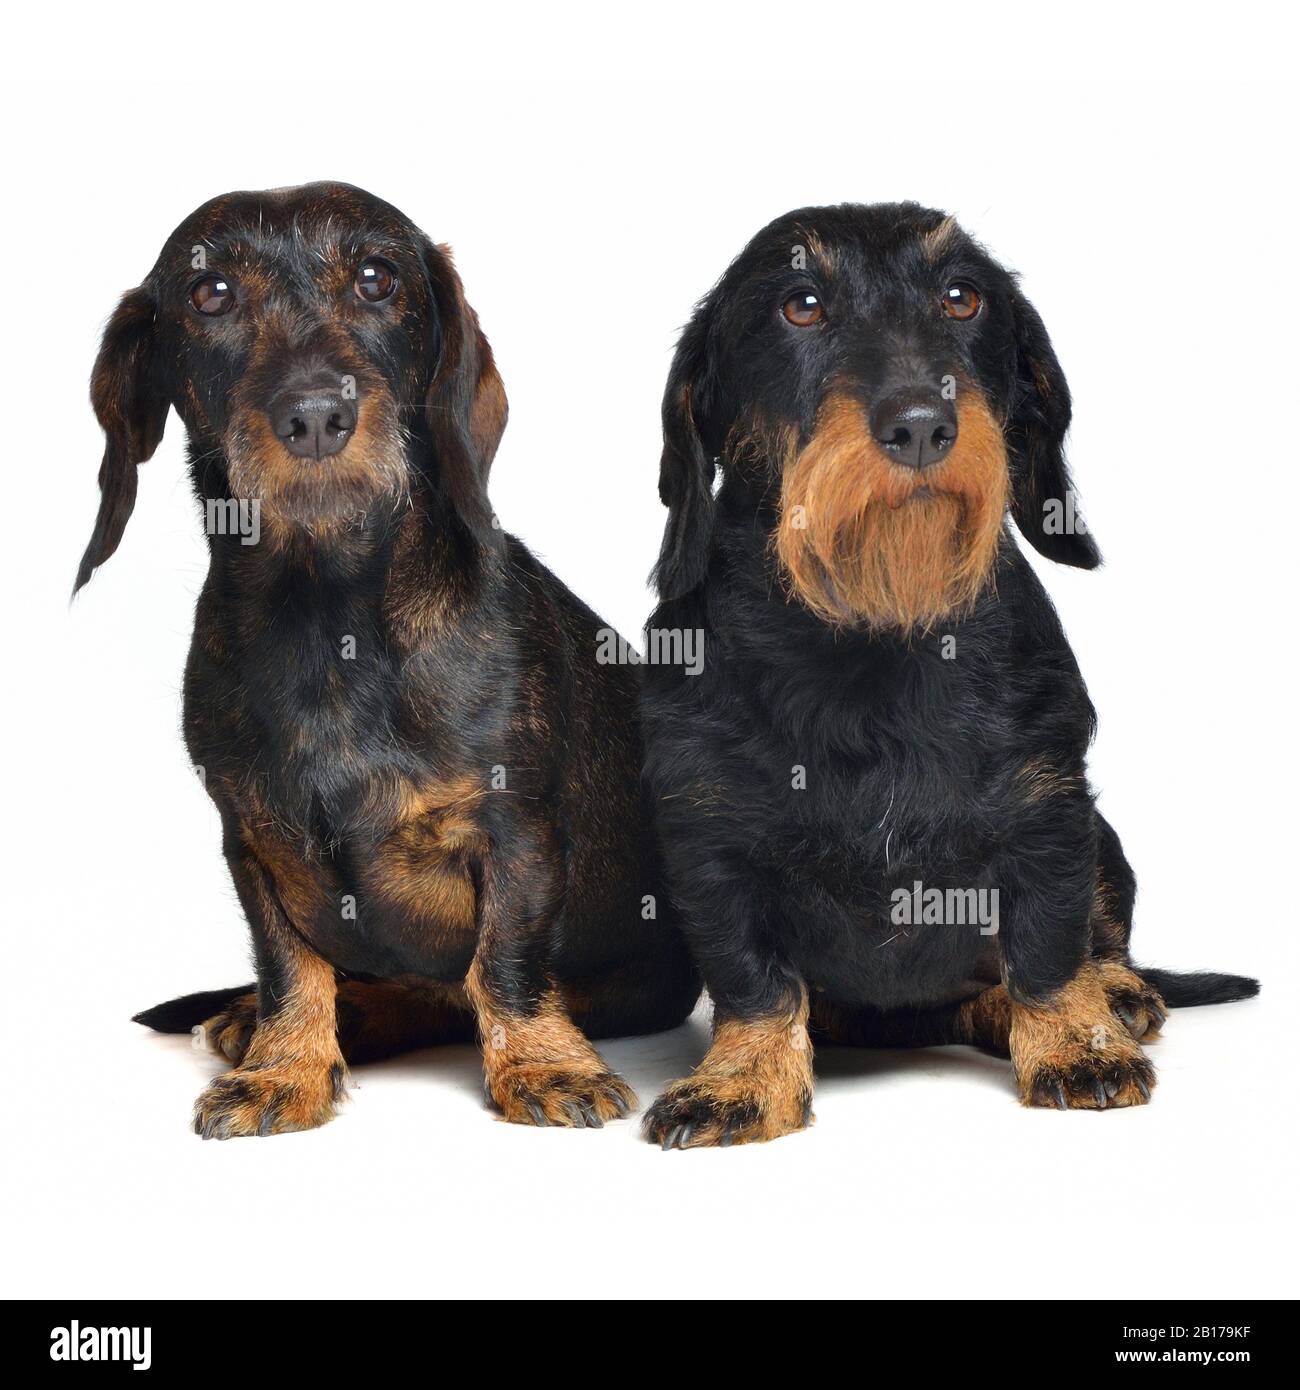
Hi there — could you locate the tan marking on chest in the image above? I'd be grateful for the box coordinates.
[369,775,488,931]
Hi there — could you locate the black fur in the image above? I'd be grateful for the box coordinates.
[133,989,250,1034]
[1136,970,1258,1008]
[641,204,1255,1139]
[83,184,699,1135]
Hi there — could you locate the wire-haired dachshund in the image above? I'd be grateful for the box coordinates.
[641,203,1257,1148]
[78,182,698,1137]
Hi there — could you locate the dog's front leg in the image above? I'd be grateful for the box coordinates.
[999,797,1155,1109]
[644,980,814,1149]
[466,820,636,1127]
[1008,964,1156,1108]
[643,862,813,1148]
[192,833,346,1139]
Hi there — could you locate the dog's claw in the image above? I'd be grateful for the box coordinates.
[1028,1049,1155,1111]
[487,1064,634,1128]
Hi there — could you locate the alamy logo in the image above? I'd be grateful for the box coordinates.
[1042,490,1087,536]
[205,497,261,545]
[49,1321,152,1370]
[890,880,1000,935]
[595,627,704,676]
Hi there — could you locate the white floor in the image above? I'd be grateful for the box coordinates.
[4,985,1285,1301]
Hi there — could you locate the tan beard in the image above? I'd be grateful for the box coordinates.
[774,389,1009,633]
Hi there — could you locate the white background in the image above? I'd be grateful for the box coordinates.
[3,5,1297,1301]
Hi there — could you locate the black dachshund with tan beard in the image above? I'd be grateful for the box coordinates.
[77,182,698,1138]
[641,203,1257,1148]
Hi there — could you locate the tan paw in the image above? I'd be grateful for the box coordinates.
[484,1061,636,1127]
[646,1003,814,1149]
[193,1059,347,1139]
[1012,965,1158,1110]
[1018,1027,1155,1110]
[643,1071,813,1148]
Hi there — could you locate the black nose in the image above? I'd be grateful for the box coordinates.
[870,388,958,470]
[269,386,357,460]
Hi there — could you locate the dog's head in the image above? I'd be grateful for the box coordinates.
[76,182,506,590]
[654,203,1098,631]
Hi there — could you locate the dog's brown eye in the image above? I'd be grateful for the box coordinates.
[190,275,235,316]
[942,283,981,321]
[355,259,396,303]
[782,291,824,327]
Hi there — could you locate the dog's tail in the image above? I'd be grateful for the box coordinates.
[1136,966,1259,1008]
[134,980,478,1064]
[133,986,252,1033]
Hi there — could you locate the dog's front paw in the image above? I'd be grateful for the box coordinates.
[484,1061,636,1127]
[193,1059,347,1139]
[1019,1035,1155,1110]
[195,992,259,1063]
[1012,966,1158,1110]
[643,1072,813,1149]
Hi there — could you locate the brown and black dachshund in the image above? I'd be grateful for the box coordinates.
[79,182,698,1137]
[640,203,1257,1148]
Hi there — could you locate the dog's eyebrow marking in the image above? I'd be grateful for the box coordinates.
[922,214,958,260]
[795,227,835,271]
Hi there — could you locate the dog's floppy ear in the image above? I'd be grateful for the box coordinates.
[652,308,718,600]
[423,243,508,550]
[74,286,169,594]
[1005,281,1101,569]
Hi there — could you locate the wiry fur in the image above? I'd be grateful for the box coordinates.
[775,389,1008,631]
[80,182,700,1137]
[641,203,1257,1148]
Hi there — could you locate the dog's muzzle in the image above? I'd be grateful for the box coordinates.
[268,383,358,460]
[869,386,957,472]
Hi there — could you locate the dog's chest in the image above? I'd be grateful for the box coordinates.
[716,651,1012,1006]
[228,766,487,981]
[188,624,490,980]
[767,739,1002,902]
[755,665,1005,867]
[776,778,1004,1006]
